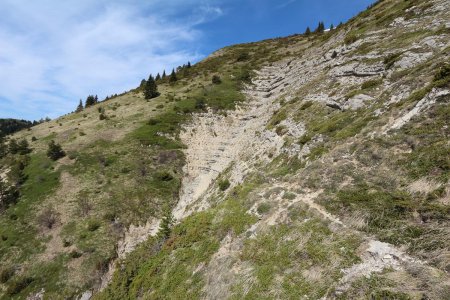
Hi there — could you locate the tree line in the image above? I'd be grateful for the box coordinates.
[303,21,341,36]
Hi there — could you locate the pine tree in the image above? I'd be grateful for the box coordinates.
[47,140,65,161]
[315,21,325,33]
[140,79,147,89]
[85,95,96,107]
[17,139,31,155]
[76,100,83,113]
[8,138,30,155]
[162,70,167,79]
[305,26,311,35]
[155,73,161,81]
[187,61,191,68]
[94,95,98,104]
[8,139,19,154]
[169,69,177,83]
[144,75,159,99]
[158,205,173,240]
[330,24,334,30]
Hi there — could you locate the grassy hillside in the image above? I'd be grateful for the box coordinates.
[1,0,449,299]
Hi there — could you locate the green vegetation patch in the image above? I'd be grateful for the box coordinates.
[326,182,449,251]
[235,218,361,299]
[95,196,257,300]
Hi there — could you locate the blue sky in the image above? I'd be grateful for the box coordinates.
[0,0,375,120]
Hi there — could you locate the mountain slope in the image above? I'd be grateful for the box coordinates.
[1,0,449,299]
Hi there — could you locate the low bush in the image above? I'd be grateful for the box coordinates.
[46,140,65,161]
[344,33,358,45]
[6,276,33,296]
[257,202,271,214]
[219,179,231,191]
[0,267,14,283]
[212,75,222,84]
[361,78,382,90]
[87,219,101,232]
[37,207,59,229]
[383,53,402,69]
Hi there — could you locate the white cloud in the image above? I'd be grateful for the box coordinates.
[0,0,222,119]
[276,0,297,9]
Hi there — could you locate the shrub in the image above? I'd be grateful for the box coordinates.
[212,75,222,84]
[99,113,107,120]
[384,53,402,69]
[237,69,252,83]
[433,63,450,87]
[156,171,174,182]
[0,267,14,283]
[257,202,271,214]
[46,140,65,161]
[6,276,33,296]
[298,134,312,145]
[87,219,101,232]
[344,33,358,45]
[300,101,313,110]
[219,179,231,191]
[37,207,59,229]
[361,78,382,90]
[195,98,206,110]
[275,125,288,136]
[69,250,82,258]
[236,52,250,62]
[148,118,160,125]
[9,139,31,155]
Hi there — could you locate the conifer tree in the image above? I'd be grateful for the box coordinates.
[187,61,191,68]
[76,100,83,113]
[158,205,173,240]
[8,139,19,154]
[8,138,30,155]
[140,79,147,89]
[47,140,65,161]
[330,24,334,30]
[169,69,177,83]
[314,21,325,33]
[155,73,161,81]
[305,26,311,35]
[162,70,167,79]
[85,95,96,107]
[17,139,31,155]
[144,75,159,99]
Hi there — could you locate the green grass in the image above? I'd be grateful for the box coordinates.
[95,196,257,300]
[399,102,450,183]
[235,218,361,299]
[325,182,449,251]
[20,153,60,203]
[0,153,60,266]
[336,274,411,300]
[361,78,383,90]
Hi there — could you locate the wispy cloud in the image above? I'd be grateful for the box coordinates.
[0,0,224,120]
[276,0,297,9]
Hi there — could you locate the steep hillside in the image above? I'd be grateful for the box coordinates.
[1,0,449,299]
